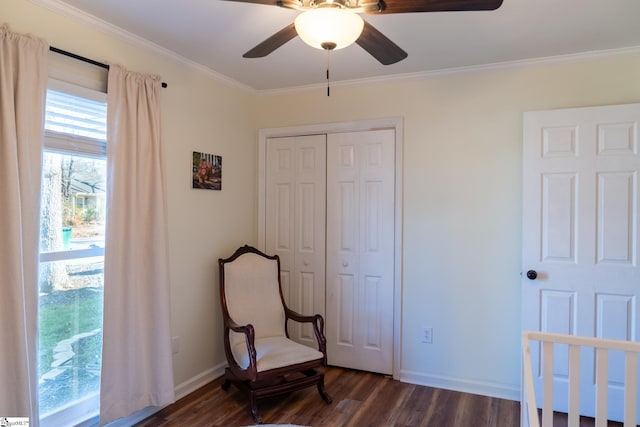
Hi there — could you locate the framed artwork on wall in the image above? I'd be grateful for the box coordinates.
[192,151,222,190]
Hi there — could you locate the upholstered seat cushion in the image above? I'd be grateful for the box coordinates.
[231,336,324,372]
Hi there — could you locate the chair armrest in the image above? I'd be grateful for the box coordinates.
[286,307,321,324]
[226,317,254,336]
[284,308,327,359]
[224,318,258,380]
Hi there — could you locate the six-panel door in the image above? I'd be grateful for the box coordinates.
[522,104,640,422]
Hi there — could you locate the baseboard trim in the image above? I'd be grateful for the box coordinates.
[174,361,227,400]
[400,369,520,402]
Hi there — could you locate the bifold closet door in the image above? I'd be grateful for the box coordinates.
[265,135,326,347]
[325,129,395,375]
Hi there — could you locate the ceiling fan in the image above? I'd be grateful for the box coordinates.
[224,0,504,65]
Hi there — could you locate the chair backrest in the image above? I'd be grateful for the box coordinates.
[221,249,286,348]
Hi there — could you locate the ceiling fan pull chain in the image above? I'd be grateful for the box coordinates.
[326,48,331,96]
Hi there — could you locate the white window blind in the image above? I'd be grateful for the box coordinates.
[44,79,107,157]
[45,89,107,140]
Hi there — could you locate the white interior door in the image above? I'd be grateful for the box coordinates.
[326,129,395,375]
[266,135,326,346]
[522,104,640,422]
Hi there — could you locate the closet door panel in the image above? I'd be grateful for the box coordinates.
[326,129,395,374]
[266,135,326,346]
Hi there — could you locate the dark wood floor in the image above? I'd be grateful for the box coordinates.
[135,366,625,427]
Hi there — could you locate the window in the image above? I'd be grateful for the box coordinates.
[38,79,107,426]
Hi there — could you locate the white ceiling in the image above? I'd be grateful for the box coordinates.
[47,0,640,92]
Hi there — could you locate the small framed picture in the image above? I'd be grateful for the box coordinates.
[192,151,222,190]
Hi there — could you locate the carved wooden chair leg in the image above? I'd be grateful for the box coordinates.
[221,379,231,392]
[249,392,261,424]
[317,380,332,404]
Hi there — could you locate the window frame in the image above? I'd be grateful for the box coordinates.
[39,79,107,427]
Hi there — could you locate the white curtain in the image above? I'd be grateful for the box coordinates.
[100,65,175,425]
[0,24,48,424]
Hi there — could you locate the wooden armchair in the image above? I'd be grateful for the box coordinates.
[218,245,332,423]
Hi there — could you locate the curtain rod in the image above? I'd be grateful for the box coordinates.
[49,46,168,88]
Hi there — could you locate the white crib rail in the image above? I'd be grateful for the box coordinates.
[522,331,640,427]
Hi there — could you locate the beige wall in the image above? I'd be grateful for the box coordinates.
[254,55,640,397]
[4,0,640,410]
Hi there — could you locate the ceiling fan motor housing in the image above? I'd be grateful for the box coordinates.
[310,0,349,8]
[307,0,382,12]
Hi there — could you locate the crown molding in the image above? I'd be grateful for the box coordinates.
[256,45,640,96]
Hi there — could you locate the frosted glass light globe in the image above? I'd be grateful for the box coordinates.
[294,8,364,51]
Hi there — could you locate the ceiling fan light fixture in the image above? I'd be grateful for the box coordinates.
[294,8,364,51]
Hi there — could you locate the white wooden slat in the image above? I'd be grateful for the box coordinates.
[595,347,608,427]
[624,351,637,427]
[523,331,640,427]
[542,341,554,427]
[568,344,580,427]
[522,336,540,427]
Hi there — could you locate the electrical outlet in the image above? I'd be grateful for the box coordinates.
[171,336,180,354]
[422,327,433,344]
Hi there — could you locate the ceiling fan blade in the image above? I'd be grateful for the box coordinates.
[356,20,407,65]
[243,23,298,58]
[223,0,278,4]
[221,0,300,9]
[371,0,504,14]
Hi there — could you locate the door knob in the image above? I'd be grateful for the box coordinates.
[526,270,538,280]
[342,261,349,267]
